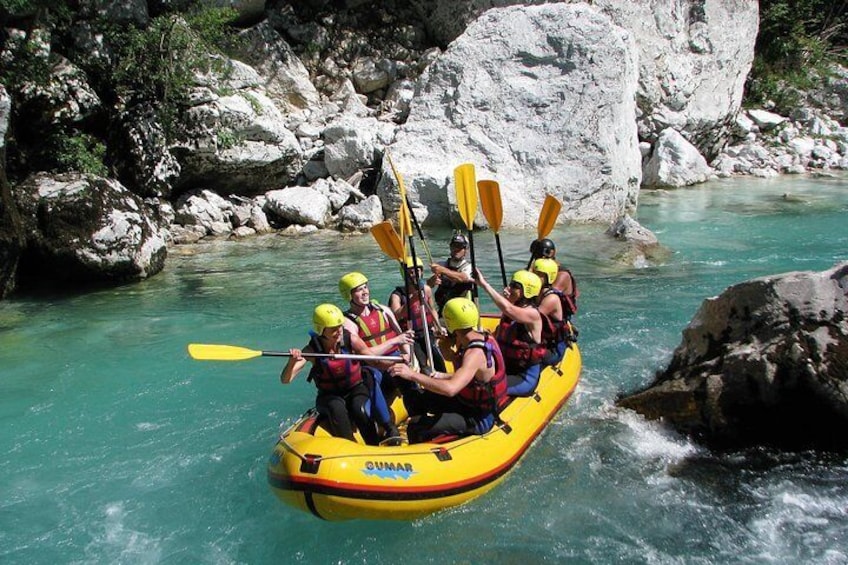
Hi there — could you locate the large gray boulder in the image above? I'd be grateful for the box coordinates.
[642,128,713,187]
[234,21,320,112]
[617,263,848,450]
[14,173,167,283]
[414,0,758,160]
[112,104,181,199]
[384,3,641,227]
[171,56,303,195]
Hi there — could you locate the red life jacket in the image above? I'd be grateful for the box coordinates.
[307,329,362,393]
[496,313,548,372]
[540,288,572,345]
[557,267,578,315]
[345,302,399,353]
[390,287,435,336]
[455,334,509,414]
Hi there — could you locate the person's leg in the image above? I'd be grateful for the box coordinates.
[407,410,474,443]
[347,383,381,445]
[363,369,392,426]
[316,393,355,441]
[362,368,401,443]
[506,363,542,397]
[404,389,455,417]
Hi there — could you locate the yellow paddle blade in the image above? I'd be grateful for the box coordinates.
[188,344,262,361]
[537,194,562,239]
[477,180,503,233]
[370,221,405,261]
[386,152,412,252]
[454,163,477,229]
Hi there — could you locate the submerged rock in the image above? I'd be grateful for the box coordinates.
[617,263,848,450]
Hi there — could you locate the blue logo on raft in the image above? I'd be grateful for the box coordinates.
[362,461,416,480]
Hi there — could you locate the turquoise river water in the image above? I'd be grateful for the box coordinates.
[1,175,847,564]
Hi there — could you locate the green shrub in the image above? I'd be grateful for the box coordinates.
[109,7,241,136]
[747,0,847,106]
[49,132,108,176]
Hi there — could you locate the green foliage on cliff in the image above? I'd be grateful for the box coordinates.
[747,0,847,107]
[49,132,108,177]
[109,7,240,132]
[0,1,240,178]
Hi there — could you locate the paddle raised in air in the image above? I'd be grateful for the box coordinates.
[454,163,479,304]
[527,194,562,268]
[477,179,508,287]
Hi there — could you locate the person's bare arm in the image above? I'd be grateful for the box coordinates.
[388,348,483,397]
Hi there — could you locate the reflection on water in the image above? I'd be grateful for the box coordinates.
[0,175,847,563]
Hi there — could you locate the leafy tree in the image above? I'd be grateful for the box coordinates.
[748,0,847,106]
[107,6,240,135]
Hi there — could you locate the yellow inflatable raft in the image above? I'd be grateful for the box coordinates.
[267,315,581,521]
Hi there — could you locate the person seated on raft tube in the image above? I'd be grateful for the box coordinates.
[340,271,415,405]
[428,232,475,315]
[476,268,550,397]
[280,304,413,445]
[388,297,508,443]
[527,238,578,318]
[388,256,447,373]
[532,258,571,365]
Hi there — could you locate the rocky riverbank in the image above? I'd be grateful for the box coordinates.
[0,1,846,298]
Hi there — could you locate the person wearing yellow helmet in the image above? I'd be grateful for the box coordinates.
[388,297,508,443]
[339,271,409,365]
[532,258,571,364]
[428,232,475,314]
[340,271,415,417]
[528,238,578,313]
[280,303,413,445]
[476,268,551,397]
[388,256,447,373]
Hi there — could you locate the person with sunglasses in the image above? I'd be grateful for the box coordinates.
[429,232,475,315]
[476,268,550,397]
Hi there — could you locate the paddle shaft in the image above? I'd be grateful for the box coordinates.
[267,351,402,362]
[526,196,562,268]
[405,194,433,265]
[405,235,435,372]
[494,232,508,287]
[478,180,508,288]
[468,229,479,304]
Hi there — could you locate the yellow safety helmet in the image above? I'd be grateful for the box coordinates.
[510,270,542,299]
[532,258,558,287]
[442,297,479,334]
[313,303,345,335]
[399,256,424,280]
[339,272,368,302]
